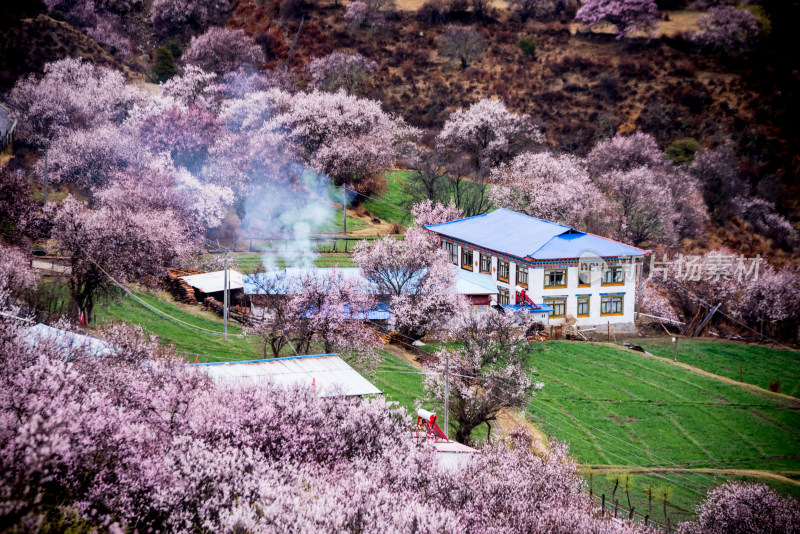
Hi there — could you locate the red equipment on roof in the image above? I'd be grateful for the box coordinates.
[416,409,448,442]
[516,289,541,309]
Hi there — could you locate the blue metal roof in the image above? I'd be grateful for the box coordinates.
[244,268,497,296]
[426,208,647,260]
[501,303,554,314]
[455,269,498,295]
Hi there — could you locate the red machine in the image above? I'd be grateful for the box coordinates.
[515,289,541,309]
[416,409,448,442]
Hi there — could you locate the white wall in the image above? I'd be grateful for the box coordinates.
[444,241,640,328]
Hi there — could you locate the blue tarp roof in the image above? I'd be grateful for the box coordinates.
[454,269,498,295]
[426,208,647,260]
[244,268,497,296]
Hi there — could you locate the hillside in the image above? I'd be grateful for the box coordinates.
[228,0,800,218]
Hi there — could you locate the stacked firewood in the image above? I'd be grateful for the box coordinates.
[202,297,252,325]
[163,268,202,304]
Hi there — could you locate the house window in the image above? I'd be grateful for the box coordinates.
[498,287,510,305]
[578,264,592,287]
[577,296,590,317]
[602,265,624,285]
[544,297,566,318]
[461,248,473,271]
[497,259,509,282]
[444,241,458,265]
[516,265,528,287]
[480,253,491,274]
[601,295,624,315]
[544,268,567,288]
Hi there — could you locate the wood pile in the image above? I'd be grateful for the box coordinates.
[202,297,252,325]
[164,268,202,304]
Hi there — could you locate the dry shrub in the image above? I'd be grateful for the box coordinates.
[389,221,403,234]
[671,61,698,78]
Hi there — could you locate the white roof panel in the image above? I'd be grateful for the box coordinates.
[181,270,244,294]
[188,354,382,397]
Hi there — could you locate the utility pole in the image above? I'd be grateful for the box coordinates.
[444,351,449,440]
[636,258,643,320]
[223,251,229,340]
[343,187,347,235]
[43,147,48,205]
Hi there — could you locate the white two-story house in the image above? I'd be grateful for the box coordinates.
[425,208,649,332]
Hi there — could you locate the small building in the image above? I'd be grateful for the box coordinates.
[426,208,648,333]
[180,269,244,303]
[186,353,382,397]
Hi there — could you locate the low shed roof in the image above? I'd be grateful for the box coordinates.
[181,270,244,293]
[186,354,382,397]
[24,323,115,357]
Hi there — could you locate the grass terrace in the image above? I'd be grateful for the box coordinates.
[637,338,800,398]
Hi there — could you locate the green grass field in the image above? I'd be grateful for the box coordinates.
[91,289,263,362]
[525,341,800,524]
[203,252,357,274]
[362,171,415,226]
[638,338,800,398]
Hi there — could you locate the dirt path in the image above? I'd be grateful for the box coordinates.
[589,341,800,406]
[584,465,800,487]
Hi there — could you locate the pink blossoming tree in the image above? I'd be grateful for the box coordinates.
[306,51,377,93]
[677,482,800,534]
[354,230,466,339]
[424,307,543,444]
[50,195,199,323]
[575,0,659,39]
[489,151,613,233]
[691,6,762,55]
[182,27,266,75]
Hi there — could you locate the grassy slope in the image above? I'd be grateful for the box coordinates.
[92,289,261,362]
[526,341,800,523]
[362,171,415,226]
[638,338,800,398]
[527,341,800,471]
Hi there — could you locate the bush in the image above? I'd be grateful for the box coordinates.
[48,9,66,20]
[152,46,177,82]
[769,378,781,393]
[666,137,701,165]
[691,6,762,55]
[417,0,449,24]
[517,35,537,56]
[598,73,618,99]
